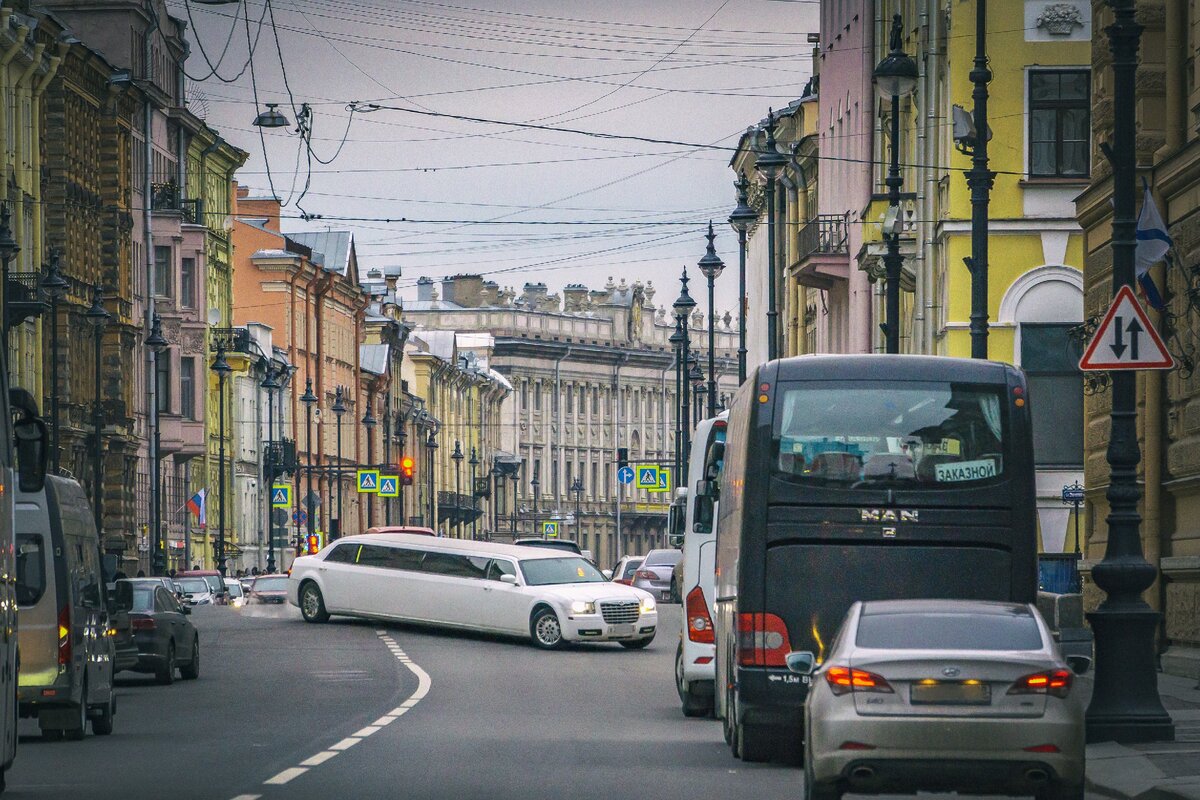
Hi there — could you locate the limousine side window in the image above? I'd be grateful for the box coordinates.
[357,545,394,568]
[421,551,486,579]
[325,543,360,564]
[485,560,517,582]
[383,548,423,571]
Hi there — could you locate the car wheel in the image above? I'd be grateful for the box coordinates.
[299,582,330,624]
[1036,783,1085,800]
[676,642,712,717]
[64,682,87,741]
[180,637,200,680]
[530,607,565,650]
[91,694,115,736]
[804,749,841,800]
[619,636,654,650]
[156,643,175,686]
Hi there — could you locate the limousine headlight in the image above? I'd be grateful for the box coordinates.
[570,601,596,615]
[640,597,657,614]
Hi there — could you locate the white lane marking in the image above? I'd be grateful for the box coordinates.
[372,714,397,726]
[299,751,339,767]
[230,795,262,800]
[329,737,361,751]
[353,725,382,737]
[264,768,308,786]
[387,707,410,717]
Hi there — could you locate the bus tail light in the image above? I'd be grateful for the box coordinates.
[736,613,791,667]
[1007,669,1072,699]
[824,666,894,696]
[57,606,70,667]
[686,586,714,644]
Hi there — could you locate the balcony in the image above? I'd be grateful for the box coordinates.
[791,215,850,289]
[158,412,205,459]
[5,271,47,328]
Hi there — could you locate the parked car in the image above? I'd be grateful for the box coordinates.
[799,599,1089,800]
[174,576,215,606]
[631,548,682,602]
[225,579,246,608]
[609,555,644,586]
[120,580,200,685]
[175,569,228,605]
[248,574,290,604]
[15,476,117,739]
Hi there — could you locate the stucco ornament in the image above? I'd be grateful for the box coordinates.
[1036,3,1084,35]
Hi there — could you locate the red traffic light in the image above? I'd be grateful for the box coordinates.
[401,456,415,485]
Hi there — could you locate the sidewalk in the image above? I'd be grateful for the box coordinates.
[1083,671,1200,800]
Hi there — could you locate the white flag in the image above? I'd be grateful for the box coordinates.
[1136,184,1172,278]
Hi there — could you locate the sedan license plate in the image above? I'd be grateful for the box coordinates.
[910,681,991,705]
[610,624,636,637]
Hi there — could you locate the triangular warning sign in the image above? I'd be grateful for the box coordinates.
[1079,285,1174,371]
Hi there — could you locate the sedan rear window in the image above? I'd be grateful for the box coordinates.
[856,612,1044,651]
[644,550,681,566]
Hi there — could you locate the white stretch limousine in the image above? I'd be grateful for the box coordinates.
[288,534,659,649]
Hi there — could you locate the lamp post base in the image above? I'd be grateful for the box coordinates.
[1085,607,1174,744]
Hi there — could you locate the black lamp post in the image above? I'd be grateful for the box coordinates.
[966,0,993,360]
[755,111,787,362]
[210,339,232,576]
[509,470,519,537]
[0,203,20,346]
[673,269,696,483]
[698,221,725,417]
[1085,0,1174,744]
[451,440,464,539]
[332,386,346,540]
[147,315,168,576]
[873,14,919,355]
[689,358,704,426]
[363,404,377,529]
[669,327,685,480]
[469,446,479,540]
[425,427,438,530]
[729,173,755,384]
[261,365,280,573]
[40,250,67,473]
[530,464,540,537]
[300,378,317,552]
[85,284,109,538]
[570,476,583,541]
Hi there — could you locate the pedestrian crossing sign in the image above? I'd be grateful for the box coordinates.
[271,485,291,508]
[636,465,660,489]
[648,468,671,494]
[379,475,399,497]
[357,470,380,493]
[543,521,559,538]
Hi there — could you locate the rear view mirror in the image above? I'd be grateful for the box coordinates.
[667,534,684,549]
[499,574,518,586]
[785,651,817,676]
[601,569,613,580]
[1066,655,1091,675]
[10,389,47,493]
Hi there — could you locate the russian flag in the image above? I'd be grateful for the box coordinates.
[1136,181,1171,311]
[186,489,206,529]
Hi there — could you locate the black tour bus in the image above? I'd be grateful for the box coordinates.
[714,355,1038,763]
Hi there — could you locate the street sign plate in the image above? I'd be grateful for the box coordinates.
[648,467,671,494]
[357,469,380,493]
[304,491,321,510]
[378,475,399,497]
[1062,484,1085,503]
[271,508,289,526]
[292,508,308,526]
[636,466,660,489]
[617,466,635,485]
[1079,285,1174,371]
[542,521,559,538]
[271,485,291,508]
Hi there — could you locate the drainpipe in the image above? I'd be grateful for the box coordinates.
[0,20,30,172]
[312,268,335,526]
[30,45,62,403]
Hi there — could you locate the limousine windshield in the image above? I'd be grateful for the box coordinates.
[521,557,606,586]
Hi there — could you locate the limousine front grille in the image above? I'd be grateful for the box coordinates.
[600,600,640,624]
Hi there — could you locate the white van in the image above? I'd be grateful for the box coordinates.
[16,476,116,739]
[675,413,727,717]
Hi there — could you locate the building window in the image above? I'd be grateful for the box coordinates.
[154,245,173,298]
[1020,323,1083,467]
[534,384,542,411]
[578,388,585,415]
[1029,70,1089,178]
[521,382,528,410]
[566,386,573,415]
[156,356,171,413]
[181,257,196,308]
[590,461,598,499]
[180,357,195,419]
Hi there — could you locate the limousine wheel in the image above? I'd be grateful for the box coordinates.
[530,607,565,650]
[299,582,330,623]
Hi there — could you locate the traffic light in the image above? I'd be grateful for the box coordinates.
[306,534,320,555]
[617,447,629,470]
[401,455,415,485]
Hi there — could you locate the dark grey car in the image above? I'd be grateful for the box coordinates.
[632,548,683,602]
[120,581,200,685]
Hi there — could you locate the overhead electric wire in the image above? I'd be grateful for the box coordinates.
[180,0,270,84]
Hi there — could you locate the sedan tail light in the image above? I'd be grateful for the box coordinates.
[736,613,791,667]
[685,586,714,644]
[1007,669,1072,699]
[824,666,894,696]
[131,616,157,632]
[633,569,658,581]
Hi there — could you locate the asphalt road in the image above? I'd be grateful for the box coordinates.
[4,603,1106,800]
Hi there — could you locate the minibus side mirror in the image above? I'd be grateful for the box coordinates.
[10,389,47,493]
[785,651,817,676]
[112,581,134,612]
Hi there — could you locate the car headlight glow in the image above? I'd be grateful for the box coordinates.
[570,600,596,615]
[640,596,656,614]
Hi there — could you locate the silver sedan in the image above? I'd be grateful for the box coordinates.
[796,599,1088,800]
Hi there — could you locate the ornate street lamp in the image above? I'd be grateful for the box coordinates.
[755,110,787,362]
[300,378,318,552]
[146,315,168,575]
[672,269,696,483]
[252,103,290,129]
[570,476,584,542]
[728,172,756,384]
[362,404,377,529]
[40,250,68,473]
[331,386,346,539]
[85,284,109,537]
[468,446,480,540]
[509,470,519,537]
[210,339,233,576]
[425,426,438,529]
[530,464,540,538]
[451,440,464,539]
[261,365,280,573]
[698,221,725,417]
[873,14,919,355]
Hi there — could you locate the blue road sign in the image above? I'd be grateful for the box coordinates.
[271,485,291,508]
[617,466,635,485]
[292,508,308,526]
[1061,483,1085,504]
[636,466,660,489]
[543,521,559,538]
[357,470,380,493]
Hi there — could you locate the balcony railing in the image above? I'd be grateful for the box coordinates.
[798,215,849,262]
[210,327,252,354]
[6,271,47,328]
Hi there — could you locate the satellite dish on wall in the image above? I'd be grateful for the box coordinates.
[208,307,221,326]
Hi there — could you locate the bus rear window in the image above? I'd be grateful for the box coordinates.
[772,382,1007,487]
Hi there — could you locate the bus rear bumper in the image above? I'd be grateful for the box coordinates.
[737,667,808,730]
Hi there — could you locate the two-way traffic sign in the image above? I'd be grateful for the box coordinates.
[1079,285,1174,371]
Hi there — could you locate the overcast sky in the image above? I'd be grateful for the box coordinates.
[171,0,818,314]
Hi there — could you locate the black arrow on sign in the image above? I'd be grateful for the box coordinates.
[1110,315,1127,359]
[1127,317,1143,361]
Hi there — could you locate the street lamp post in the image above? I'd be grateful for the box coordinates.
[469,446,479,540]
[146,315,168,576]
[40,250,68,474]
[673,269,696,483]
[261,365,280,574]
[332,386,346,540]
[530,465,540,537]
[509,471,519,537]
[85,285,110,538]
[755,111,787,362]
[451,440,464,539]
[1085,0,1174,744]
[425,427,438,530]
[689,358,704,426]
[873,14,919,355]
[362,404,377,529]
[729,173,755,384]
[698,221,725,417]
[571,476,583,541]
[300,378,317,553]
[669,325,685,481]
[0,203,20,347]
[966,0,994,359]
[210,339,233,577]
[397,413,409,524]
